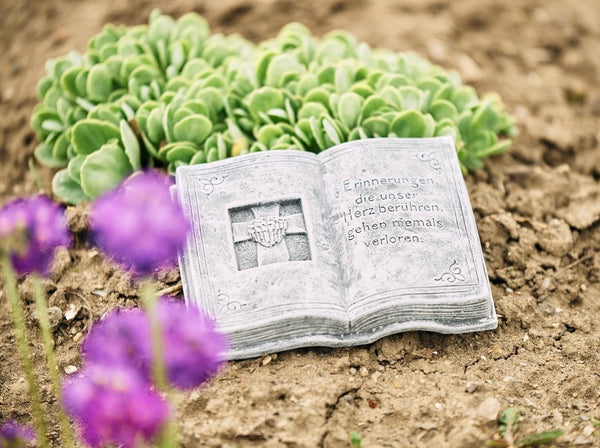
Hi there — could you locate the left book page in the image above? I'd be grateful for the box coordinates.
[174,151,348,359]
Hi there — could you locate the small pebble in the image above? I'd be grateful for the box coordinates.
[465,382,479,393]
[349,367,357,375]
[73,332,83,343]
[261,355,272,366]
[47,306,63,329]
[64,303,80,321]
[582,425,594,437]
[574,436,592,445]
[359,366,369,377]
[64,365,78,375]
[477,397,501,422]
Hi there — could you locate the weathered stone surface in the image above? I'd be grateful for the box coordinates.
[175,137,496,359]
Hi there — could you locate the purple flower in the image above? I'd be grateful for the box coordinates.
[0,195,70,277]
[83,298,227,389]
[157,298,228,389]
[62,364,169,448]
[82,308,153,373]
[0,420,34,448]
[91,171,191,277]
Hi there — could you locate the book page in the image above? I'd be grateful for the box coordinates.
[175,151,346,334]
[319,137,493,324]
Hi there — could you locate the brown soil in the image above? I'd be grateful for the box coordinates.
[1,0,600,447]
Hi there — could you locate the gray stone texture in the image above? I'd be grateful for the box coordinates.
[175,137,497,359]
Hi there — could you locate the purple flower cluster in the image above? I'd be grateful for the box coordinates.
[0,195,70,276]
[64,298,226,447]
[83,297,227,389]
[91,171,191,277]
[62,364,168,448]
[0,420,34,448]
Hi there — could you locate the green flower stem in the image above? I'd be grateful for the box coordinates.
[31,274,76,448]
[140,280,177,448]
[1,257,49,448]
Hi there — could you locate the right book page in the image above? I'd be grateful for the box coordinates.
[319,137,497,335]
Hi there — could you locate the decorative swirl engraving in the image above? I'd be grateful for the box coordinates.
[216,291,246,315]
[434,260,466,283]
[415,153,442,173]
[197,175,228,196]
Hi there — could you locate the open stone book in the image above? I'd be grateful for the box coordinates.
[174,137,497,359]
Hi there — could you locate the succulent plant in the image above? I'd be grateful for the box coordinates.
[31,10,516,204]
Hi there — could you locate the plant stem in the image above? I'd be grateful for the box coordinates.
[1,257,48,448]
[140,280,177,448]
[28,157,46,193]
[32,274,76,448]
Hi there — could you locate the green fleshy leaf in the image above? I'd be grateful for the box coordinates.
[41,119,64,133]
[120,120,141,170]
[297,73,319,97]
[452,86,479,111]
[217,134,228,159]
[361,117,389,137]
[67,154,86,183]
[60,66,83,99]
[361,95,388,119]
[499,407,520,438]
[308,116,326,150]
[31,10,516,179]
[34,143,67,168]
[304,87,331,110]
[265,54,303,87]
[53,169,90,205]
[74,69,89,98]
[379,85,402,108]
[80,143,133,199]
[51,133,70,163]
[257,124,283,147]
[72,119,121,155]
[390,110,427,137]
[474,139,511,158]
[206,146,219,162]
[298,102,329,120]
[516,430,564,447]
[87,64,113,102]
[350,82,374,98]
[173,114,213,145]
[471,100,499,133]
[166,144,197,163]
[429,99,458,121]
[162,103,177,143]
[36,76,53,101]
[146,106,166,143]
[322,118,341,146]
[334,65,352,93]
[88,104,122,127]
[337,92,362,129]
[190,150,207,164]
[193,87,224,119]
[248,87,285,120]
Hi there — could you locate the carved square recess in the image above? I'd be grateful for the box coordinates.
[228,199,310,270]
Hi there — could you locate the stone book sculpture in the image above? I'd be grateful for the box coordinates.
[173,137,497,359]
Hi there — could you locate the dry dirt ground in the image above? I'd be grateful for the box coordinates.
[1,0,600,447]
